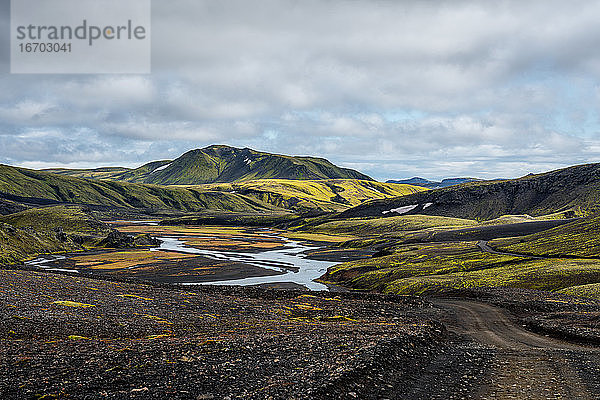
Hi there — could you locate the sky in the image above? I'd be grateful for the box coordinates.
[1,0,600,181]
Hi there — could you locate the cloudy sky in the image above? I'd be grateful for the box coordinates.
[1,0,600,181]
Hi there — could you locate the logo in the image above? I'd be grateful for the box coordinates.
[11,0,151,74]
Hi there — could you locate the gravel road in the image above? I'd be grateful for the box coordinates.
[427,299,600,399]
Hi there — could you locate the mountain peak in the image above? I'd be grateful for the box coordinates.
[51,146,373,185]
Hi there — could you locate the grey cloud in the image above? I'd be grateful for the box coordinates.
[1,0,600,180]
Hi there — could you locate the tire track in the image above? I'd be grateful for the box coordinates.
[433,299,598,399]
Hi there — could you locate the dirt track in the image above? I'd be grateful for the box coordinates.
[431,299,600,399]
[477,240,547,259]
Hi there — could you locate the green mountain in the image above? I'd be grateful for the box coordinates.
[0,164,276,213]
[45,145,372,185]
[338,163,600,220]
[0,164,423,214]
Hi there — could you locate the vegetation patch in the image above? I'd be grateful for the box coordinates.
[322,237,600,296]
[52,301,95,308]
[198,179,426,212]
[67,335,91,340]
[321,242,525,290]
[492,214,600,258]
[0,205,111,236]
[0,164,277,213]
[380,259,600,295]
[302,214,475,235]
[281,232,357,243]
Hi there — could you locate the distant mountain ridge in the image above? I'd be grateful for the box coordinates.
[45,145,373,185]
[386,177,482,189]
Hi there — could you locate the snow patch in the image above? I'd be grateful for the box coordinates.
[423,202,433,209]
[382,204,418,215]
[244,157,252,165]
[152,163,171,173]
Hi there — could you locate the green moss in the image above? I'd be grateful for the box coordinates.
[0,205,110,235]
[52,301,95,308]
[382,259,600,295]
[67,335,91,340]
[200,179,426,212]
[303,214,475,235]
[322,242,525,290]
[557,283,600,298]
[323,236,600,296]
[492,214,600,257]
[0,223,81,266]
[0,164,277,212]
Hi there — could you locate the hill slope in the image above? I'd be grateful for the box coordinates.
[0,164,276,213]
[45,145,372,185]
[201,179,426,212]
[339,163,600,220]
[0,165,424,214]
[491,214,600,258]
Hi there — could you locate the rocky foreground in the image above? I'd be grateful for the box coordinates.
[4,269,600,399]
[0,269,444,399]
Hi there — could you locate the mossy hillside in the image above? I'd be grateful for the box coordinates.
[49,145,373,185]
[321,242,524,289]
[0,205,111,236]
[103,160,171,183]
[491,214,600,258]
[199,179,426,212]
[338,162,600,220]
[0,164,277,212]
[302,214,561,248]
[301,214,476,235]
[0,223,81,265]
[558,283,600,298]
[380,259,600,296]
[42,166,132,180]
[321,240,600,295]
[134,146,373,184]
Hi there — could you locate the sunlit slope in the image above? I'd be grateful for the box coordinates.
[0,166,422,213]
[44,145,373,185]
[197,179,426,212]
[297,214,476,234]
[491,214,600,258]
[43,166,133,180]
[320,241,600,296]
[338,162,600,220]
[0,164,276,212]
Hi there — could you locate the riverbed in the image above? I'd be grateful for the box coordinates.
[25,225,338,291]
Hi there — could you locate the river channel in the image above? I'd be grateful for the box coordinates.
[25,225,336,291]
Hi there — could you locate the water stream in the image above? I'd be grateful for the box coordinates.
[24,231,335,291]
[157,236,332,291]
